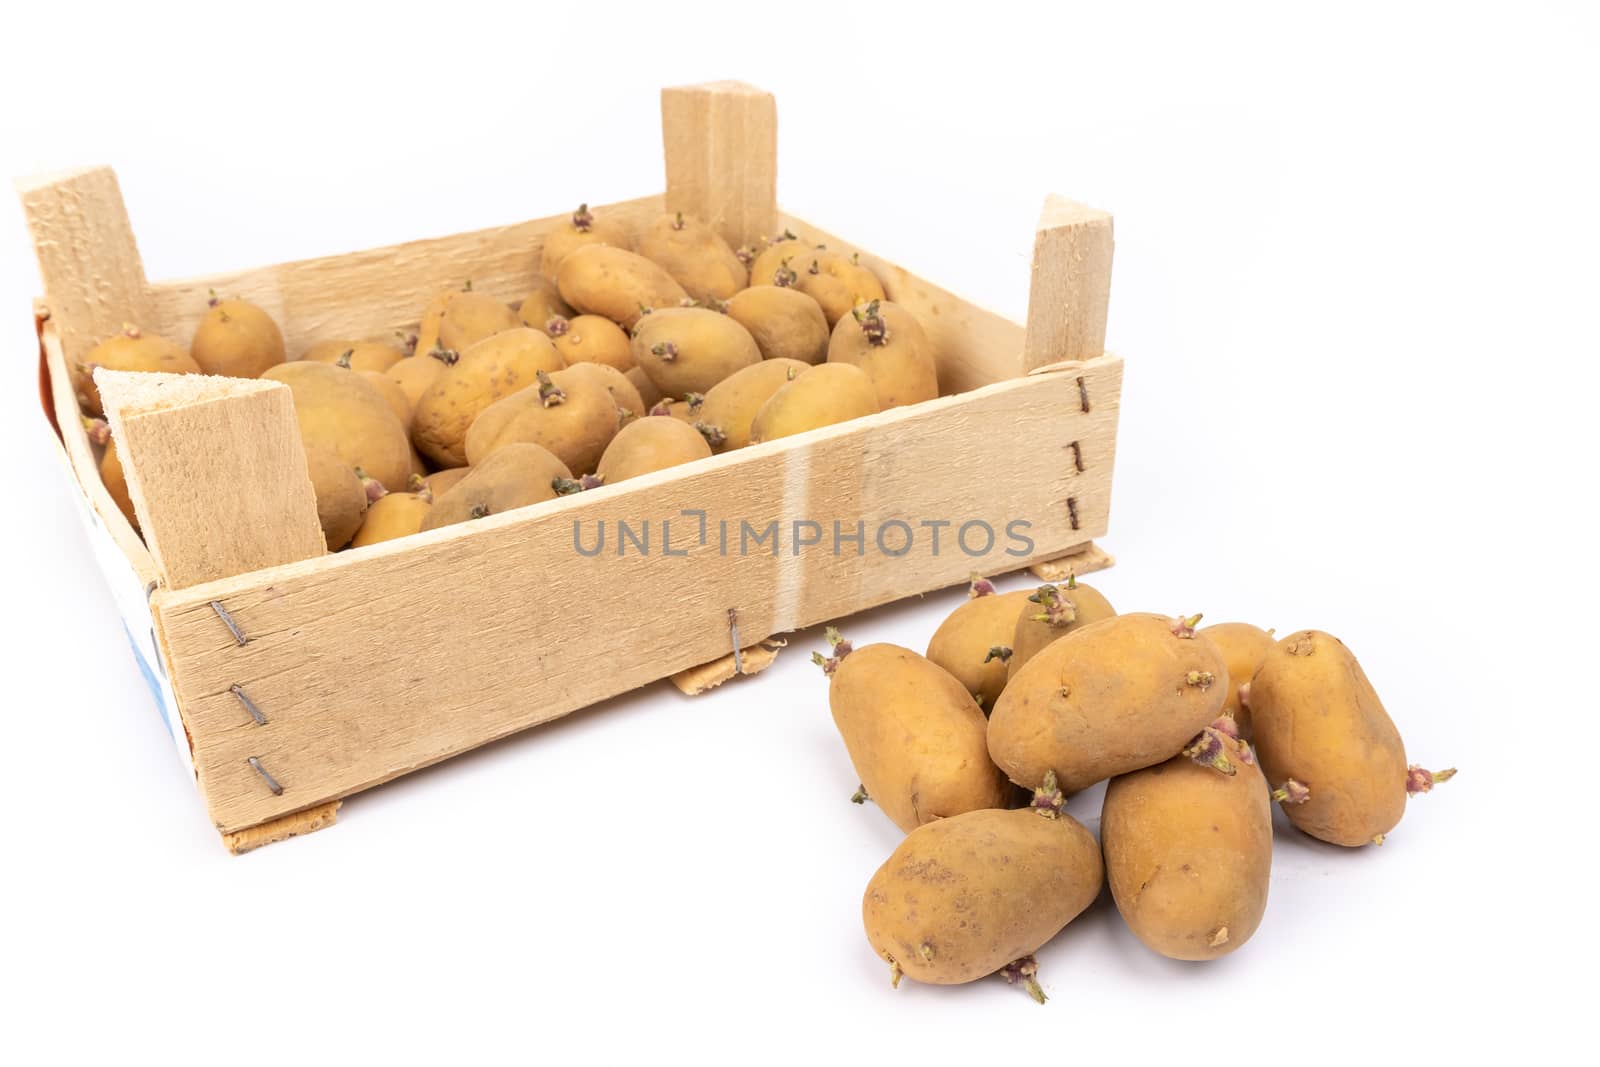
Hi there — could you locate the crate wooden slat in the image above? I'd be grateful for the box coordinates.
[20,80,1121,850]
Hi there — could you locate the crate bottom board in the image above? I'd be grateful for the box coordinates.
[207,539,1110,853]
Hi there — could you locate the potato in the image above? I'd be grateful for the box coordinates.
[722,285,829,365]
[303,444,368,550]
[821,635,1006,833]
[925,580,1034,713]
[415,288,519,357]
[387,348,459,410]
[826,299,937,408]
[1008,575,1118,680]
[1102,740,1272,961]
[422,466,471,497]
[1200,622,1276,738]
[350,487,433,548]
[360,369,413,427]
[464,366,622,474]
[539,203,632,275]
[419,442,571,531]
[75,325,200,416]
[439,291,519,352]
[1249,630,1452,847]
[630,306,762,396]
[412,327,565,467]
[301,340,405,372]
[648,394,704,423]
[786,248,887,326]
[545,313,634,372]
[558,361,645,422]
[636,211,747,303]
[697,359,811,451]
[595,416,713,484]
[626,366,663,411]
[556,245,687,329]
[747,232,806,287]
[261,361,413,491]
[190,295,285,378]
[988,613,1229,793]
[862,782,1102,997]
[748,362,878,443]
[99,437,137,532]
[516,274,575,330]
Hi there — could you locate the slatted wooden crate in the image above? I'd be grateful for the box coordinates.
[21,81,1121,853]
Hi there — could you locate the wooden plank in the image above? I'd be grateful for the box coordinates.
[96,370,326,589]
[670,639,786,695]
[37,319,161,589]
[16,166,157,368]
[778,210,1028,395]
[662,82,778,249]
[1029,540,1116,582]
[1023,194,1114,371]
[144,195,664,359]
[150,356,1122,832]
[221,800,340,855]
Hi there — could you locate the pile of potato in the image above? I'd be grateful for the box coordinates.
[825,575,1455,1002]
[74,205,935,549]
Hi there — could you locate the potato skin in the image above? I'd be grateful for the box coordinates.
[630,307,762,397]
[747,236,808,288]
[748,362,878,443]
[724,285,830,365]
[787,248,887,326]
[76,327,200,416]
[988,614,1229,793]
[636,212,748,302]
[261,361,412,491]
[350,491,433,548]
[303,445,367,550]
[561,361,646,421]
[697,358,810,451]
[412,327,565,467]
[925,589,1033,712]
[301,339,405,373]
[546,314,634,372]
[1102,748,1272,961]
[1249,630,1408,847]
[539,205,632,276]
[387,350,457,409]
[1008,579,1118,680]
[595,416,713,483]
[516,275,575,329]
[863,805,1103,985]
[419,443,570,531]
[360,370,413,427]
[422,467,471,497]
[556,245,688,330]
[1200,622,1276,737]
[191,298,285,378]
[827,300,937,408]
[415,290,519,356]
[828,644,1006,833]
[100,439,137,532]
[465,365,623,474]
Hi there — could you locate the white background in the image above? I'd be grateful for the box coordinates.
[0,1,1590,1062]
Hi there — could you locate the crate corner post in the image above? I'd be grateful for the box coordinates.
[1022,194,1114,373]
[96,370,337,852]
[661,80,778,250]
[16,165,159,367]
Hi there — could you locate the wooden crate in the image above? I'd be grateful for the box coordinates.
[21,81,1121,853]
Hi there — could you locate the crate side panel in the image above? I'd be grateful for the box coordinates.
[155,358,1121,831]
[778,210,1027,395]
[145,195,665,357]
